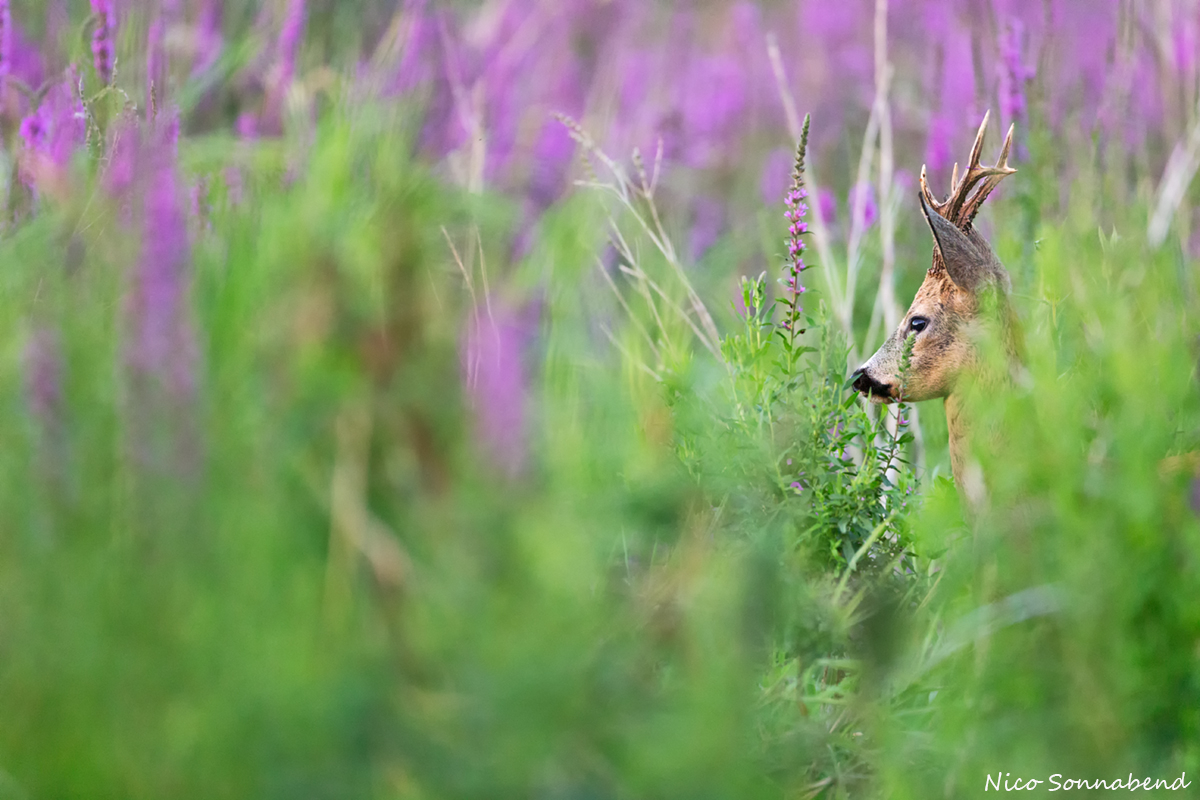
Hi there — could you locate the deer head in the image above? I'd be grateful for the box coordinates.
[852,113,1016,404]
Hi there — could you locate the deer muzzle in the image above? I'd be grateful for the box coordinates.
[850,367,895,403]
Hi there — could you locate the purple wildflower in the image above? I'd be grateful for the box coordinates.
[778,114,811,347]
[90,0,115,84]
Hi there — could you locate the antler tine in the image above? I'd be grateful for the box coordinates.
[965,111,990,175]
[996,122,1015,169]
[960,122,1019,225]
[919,163,950,216]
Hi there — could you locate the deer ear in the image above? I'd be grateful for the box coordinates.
[919,193,993,292]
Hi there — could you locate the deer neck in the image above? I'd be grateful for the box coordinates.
[946,291,1023,488]
[945,392,971,487]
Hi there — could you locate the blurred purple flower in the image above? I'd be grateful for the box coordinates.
[1173,11,1197,76]
[999,18,1034,158]
[387,0,446,98]
[925,30,978,175]
[18,104,47,149]
[260,0,306,134]
[848,182,878,229]
[126,123,198,405]
[236,110,258,140]
[799,3,872,97]
[103,115,139,198]
[528,115,577,211]
[147,18,165,110]
[691,197,724,261]
[10,19,45,88]
[107,116,203,478]
[679,54,747,167]
[191,0,223,77]
[0,0,11,80]
[90,0,115,84]
[924,113,952,175]
[462,302,530,479]
[19,70,86,191]
[760,148,792,206]
[818,187,837,226]
[277,0,306,80]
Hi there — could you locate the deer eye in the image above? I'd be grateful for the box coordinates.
[909,316,929,333]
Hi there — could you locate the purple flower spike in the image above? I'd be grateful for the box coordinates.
[90,0,116,84]
[778,114,812,346]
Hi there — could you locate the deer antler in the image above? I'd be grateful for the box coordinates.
[919,111,1016,230]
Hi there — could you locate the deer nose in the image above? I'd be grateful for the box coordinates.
[851,368,872,394]
[851,367,890,397]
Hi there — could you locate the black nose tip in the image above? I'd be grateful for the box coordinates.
[851,368,891,398]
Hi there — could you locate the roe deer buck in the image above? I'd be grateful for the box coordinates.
[851,113,1021,489]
